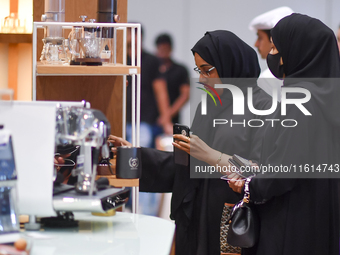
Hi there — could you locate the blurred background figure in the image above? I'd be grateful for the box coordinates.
[155,33,190,125]
[153,34,190,219]
[249,6,293,100]
[126,25,172,149]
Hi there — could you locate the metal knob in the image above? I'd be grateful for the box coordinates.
[114,15,120,23]
[107,198,116,208]
[79,15,88,22]
[89,19,96,23]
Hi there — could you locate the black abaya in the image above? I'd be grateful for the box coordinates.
[245,14,340,255]
[140,86,271,255]
[139,31,273,255]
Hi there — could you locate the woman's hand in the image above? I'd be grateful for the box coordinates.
[107,135,132,154]
[172,134,213,162]
[108,135,132,147]
[228,173,245,193]
[54,156,64,165]
[227,161,258,193]
[54,154,70,171]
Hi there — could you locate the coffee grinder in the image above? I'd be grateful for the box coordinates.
[97,0,120,64]
[40,0,66,64]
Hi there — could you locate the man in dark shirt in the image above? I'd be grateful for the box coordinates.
[126,28,172,148]
[155,34,190,124]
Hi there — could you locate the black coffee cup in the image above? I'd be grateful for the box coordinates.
[116,147,142,179]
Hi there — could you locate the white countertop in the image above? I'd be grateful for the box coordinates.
[25,212,175,255]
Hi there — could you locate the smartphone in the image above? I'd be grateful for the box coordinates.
[233,154,253,169]
[221,154,255,181]
[173,123,190,166]
[230,154,256,179]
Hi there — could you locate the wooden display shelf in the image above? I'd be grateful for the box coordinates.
[96,175,139,188]
[0,33,32,44]
[36,62,140,75]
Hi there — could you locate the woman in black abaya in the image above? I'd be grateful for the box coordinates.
[109,30,272,255]
[229,14,340,255]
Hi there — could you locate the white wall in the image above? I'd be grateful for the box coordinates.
[128,0,340,126]
[128,0,340,75]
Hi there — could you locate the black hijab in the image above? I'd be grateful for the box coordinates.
[272,13,340,78]
[271,13,340,127]
[191,30,261,79]
[190,30,261,145]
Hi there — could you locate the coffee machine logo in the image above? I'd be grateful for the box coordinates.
[129,157,139,170]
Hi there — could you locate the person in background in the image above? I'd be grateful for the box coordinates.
[153,34,190,219]
[126,26,172,148]
[155,33,190,124]
[249,6,293,100]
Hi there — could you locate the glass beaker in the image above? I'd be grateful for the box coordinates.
[41,37,66,64]
[68,26,84,65]
[81,20,103,59]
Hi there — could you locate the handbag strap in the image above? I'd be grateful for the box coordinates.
[227,177,254,222]
[242,177,252,204]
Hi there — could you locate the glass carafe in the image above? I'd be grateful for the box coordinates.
[68,26,84,65]
[79,19,103,59]
[41,37,67,64]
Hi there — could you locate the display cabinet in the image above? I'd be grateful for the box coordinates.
[32,0,142,212]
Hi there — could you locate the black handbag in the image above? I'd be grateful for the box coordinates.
[227,177,259,248]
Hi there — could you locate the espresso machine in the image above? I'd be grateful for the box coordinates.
[0,101,129,230]
[51,104,130,219]
[54,105,111,195]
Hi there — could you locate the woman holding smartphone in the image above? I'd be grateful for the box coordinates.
[228,14,340,255]
[109,30,273,255]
